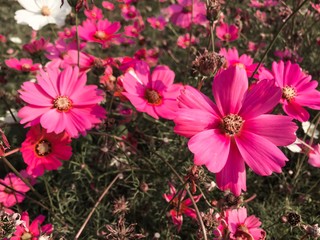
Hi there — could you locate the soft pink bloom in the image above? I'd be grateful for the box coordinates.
[11,211,53,240]
[23,38,49,55]
[84,6,103,20]
[122,61,182,120]
[57,26,77,39]
[249,0,279,8]
[308,144,320,168]
[124,18,145,38]
[0,34,7,43]
[263,61,320,122]
[219,47,259,78]
[311,3,320,14]
[163,0,207,28]
[163,182,201,231]
[117,0,137,3]
[78,19,121,48]
[174,66,297,195]
[228,207,266,240]
[121,4,139,20]
[177,33,199,49]
[274,48,302,63]
[102,1,115,10]
[18,66,106,138]
[216,22,239,42]
[5,58,40,72]
[0,173,30,207]
[147,16,167,31]
[21,125,72,177]
[134,48,159,67]
[247,41,266,52]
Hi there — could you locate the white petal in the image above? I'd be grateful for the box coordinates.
[17,0,40,12]
[302,121,319,139]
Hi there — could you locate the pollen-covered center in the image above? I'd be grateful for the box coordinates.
[94,31,108,40]
[53,96,72,111]
[21,63,31,72]
[21,232,33,240]
[182,5,193,13]
[224,33,231,41]
[144,89,162,105]
[41,6,51,16]
[221,114,244,136]
[282,86,296,101]
[35,140,52,156]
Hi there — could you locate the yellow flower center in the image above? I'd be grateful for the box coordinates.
[41,6,51,16]
[53,96,72,112]
[21,63,31,72]
[221,114,244,136]
[282,86,296,101]
[144,89,162,105]
[35,140,52,156]
[21,232,33,240]
[94,31,108,40]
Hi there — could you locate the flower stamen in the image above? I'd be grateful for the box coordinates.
[94,31,108,40]
[35,140,52,156]
[282,86,296,102]
[53,96,72,112]
[41,6,51,16]
[144,89,162,105]
[221,114,244,136]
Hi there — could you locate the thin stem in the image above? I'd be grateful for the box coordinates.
[249,0,310,80]
[4,148,20,157]
[0,97,18,123]
[75,12,80,67]
[74,174,121,240]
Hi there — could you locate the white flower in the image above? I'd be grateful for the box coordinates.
[302,121,319,139]
[14,0,72,31]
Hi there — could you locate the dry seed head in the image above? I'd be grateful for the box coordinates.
[192,50,226,76]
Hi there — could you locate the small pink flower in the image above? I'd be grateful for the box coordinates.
[11,211,53,240]
[216,22,239,42]
[147,16,167,31]
[124,18,145,38]
[102,1,115,10]
[58,27,77,39]
[23,38,49,55]
[174,66,297,195]
[78,19,121,48]
[228,207,266,240]
[0,173,30,207]
[0,34,7,43]
[177,33,199,49]
[274,48,302,63]
[249,0,278,8]
[219,47,259,77]
[134,48,159,67]
[5,58,40,72]
[122,60,182,120]
[18,66,106,138]
[21,125,72,177]
[311,2,320,14]
[308,144,320,168]
[121,4,139,20]
[266,61,320,122]
[163,182,201,231]
[84,5,103,20]
[163,0,207,28]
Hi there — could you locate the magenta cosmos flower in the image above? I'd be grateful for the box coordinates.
[18,66,106,138]
[11,211,53,240]
[0,173,30,207]
[216,22,239,42]
[122,61,182,120]
[263,60,320,122]
[21,125,72,177]
[228,207,266,240]
[78,19,121,48]
[5,58,40,72]
[163,0,207,28]
[174,66,297,195]
[163,182,201,231]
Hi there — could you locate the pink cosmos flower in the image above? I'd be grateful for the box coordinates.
[219,47,259,78]
[122,61,182,120]
[308,144,320,168]
[0,34,7,43]
[57,26,77,39]
[274,48,302,63]
[264,61,320,122]
[174,66,297,195]
[249,0,278,8]
[124,18,145,38]
[163,182,201,231]
[216,22,239,42]
[18,66,106,138]
[23,37,49,55]
[121,4,139,20]
[163,0,207,28]
[78,19,121,48]
[147,16,167,31]
[20,125,72,177]
[311,3,320,14]
[0,173,30,207]
[228,207,266,240]
[102,1,115,11]
[134,48,159,67]
[84,6,103,20]
[177,33,199,49]
[5,58,40,72]
[11,212,53,240]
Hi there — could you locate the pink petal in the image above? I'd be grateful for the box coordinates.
[36,68,60,98]
[213,66,248,116]
[235,131,288,176]
[18,106,49,125]
[239,79,281,119]
[282,101,309,122]
[151,65,175,91]
[122,71,146,96]
[188,129,230,173]
[40,109,64,134]
[174,109,219,138]
[58,66,80,96]
[216,142,246,196]
[19,82,52,106]
[243,114,297,146]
